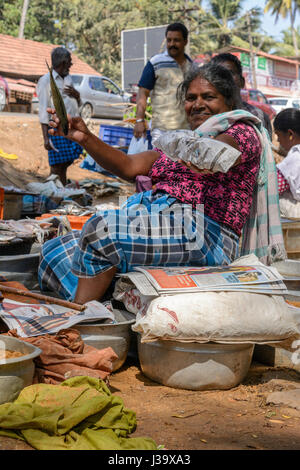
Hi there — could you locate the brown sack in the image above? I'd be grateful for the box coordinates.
[6,328,118,384]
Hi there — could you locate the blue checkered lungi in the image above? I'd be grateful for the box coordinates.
[38,190,239,300]
[48,135,83,166]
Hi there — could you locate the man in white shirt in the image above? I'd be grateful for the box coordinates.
[37,47,82,185]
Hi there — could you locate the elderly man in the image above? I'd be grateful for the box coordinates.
[37,47,83,185]
[133,22,192,146]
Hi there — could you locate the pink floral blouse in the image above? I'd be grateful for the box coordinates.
[149,122,261,236]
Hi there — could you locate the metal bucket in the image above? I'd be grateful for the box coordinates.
[76,309,136,371]
[137,336,254,391]
[0,335,41,404]
[0,252,40,290]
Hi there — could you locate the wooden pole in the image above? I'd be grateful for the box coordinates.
[0,284,86,311]
[246,11,257,90]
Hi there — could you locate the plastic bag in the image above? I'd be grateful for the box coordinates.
[127,136,149,154]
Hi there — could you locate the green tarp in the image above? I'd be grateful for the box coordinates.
[0,376,157,450]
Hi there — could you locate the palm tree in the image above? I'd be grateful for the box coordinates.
[264,0,300,56]
[198,0,244,49]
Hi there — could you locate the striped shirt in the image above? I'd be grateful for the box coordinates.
[138,50,192,131]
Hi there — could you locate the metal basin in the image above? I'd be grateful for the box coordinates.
[272,259,300,294]
[76,309,136,371]
[0,252,40,290]
[0,335,41,404]
[137,336,254,391]
[272,259,300,278]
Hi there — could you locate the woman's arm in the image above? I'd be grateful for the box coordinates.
[215,132,241,167]
[180,132,242,174]
[47,108,159,181]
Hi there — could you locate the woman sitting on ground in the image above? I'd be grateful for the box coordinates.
[39,63,284,304]
[274,108,300,219]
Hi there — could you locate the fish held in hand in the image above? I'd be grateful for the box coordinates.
[46,60,69,136]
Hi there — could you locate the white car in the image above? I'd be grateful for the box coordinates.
[71,74,131,120]
[267,96,300,114]
[31,75,132,118]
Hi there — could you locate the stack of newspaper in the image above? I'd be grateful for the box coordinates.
[122,265,288,297]
[0,300,115,338]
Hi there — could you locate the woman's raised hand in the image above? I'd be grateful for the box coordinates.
[47,107,91,145]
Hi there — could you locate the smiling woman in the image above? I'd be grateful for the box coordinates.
[38,63,283,304]
[178,63,242,128]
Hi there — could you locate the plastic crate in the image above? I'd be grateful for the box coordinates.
[36,213,91,230]
[99,125,152,153]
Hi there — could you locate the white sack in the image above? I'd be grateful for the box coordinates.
[132,291,300,344]
[279,192,300,219]
[113,276,152,315]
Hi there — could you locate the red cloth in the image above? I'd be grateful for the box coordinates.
[277,168,290,194]
[6,328,118,385]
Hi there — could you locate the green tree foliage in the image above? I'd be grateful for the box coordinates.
[273,25,300,55]
[264,0,300,55]
[0,0,289,86]
[196,2,276,53]
[196,0,243,50]
[0,0,23,36]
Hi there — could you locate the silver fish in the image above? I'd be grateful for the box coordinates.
[46,60,69,135]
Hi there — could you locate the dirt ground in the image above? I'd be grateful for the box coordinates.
[0,113,135,198]
[0,114,299,451]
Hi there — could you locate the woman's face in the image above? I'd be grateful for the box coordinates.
[185,77,231,130]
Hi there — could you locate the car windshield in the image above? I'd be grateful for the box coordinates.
[269,99,288,105]
[71,75,83,86]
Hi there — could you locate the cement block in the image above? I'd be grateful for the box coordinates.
[253,344,300,372]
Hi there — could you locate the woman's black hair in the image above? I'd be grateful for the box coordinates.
[177,62,242,109]
[273,108,300,136]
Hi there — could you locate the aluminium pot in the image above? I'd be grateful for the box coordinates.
[137,335,254,391]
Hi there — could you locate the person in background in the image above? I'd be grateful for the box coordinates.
[210,53,273,140]
[274,109,300,208]
[37,47,83,185]
[203,51,212,64]
[133,22,192,146]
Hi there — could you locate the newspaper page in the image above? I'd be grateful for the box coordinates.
[119,272,159,297]
[0,299,115,338]
[133,265,286,295]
